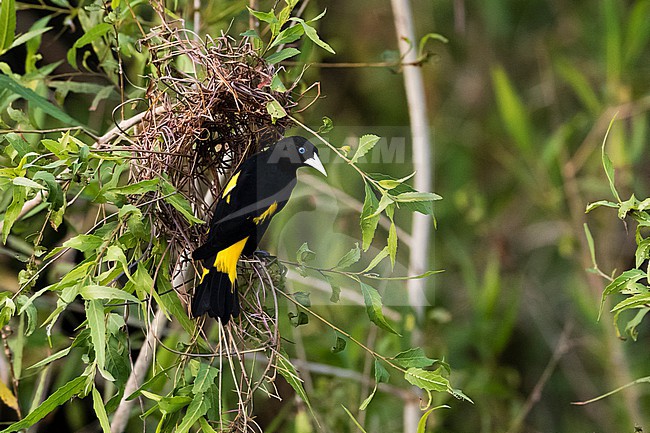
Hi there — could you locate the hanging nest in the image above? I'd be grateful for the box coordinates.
[131,25,296,259]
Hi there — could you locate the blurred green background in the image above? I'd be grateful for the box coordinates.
[3,0,650,432]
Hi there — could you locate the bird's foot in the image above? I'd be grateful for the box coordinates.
[253,250,276,264]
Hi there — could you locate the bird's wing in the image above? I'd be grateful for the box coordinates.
[192,158,293,260]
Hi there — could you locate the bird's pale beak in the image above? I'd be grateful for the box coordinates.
[304,154,327,177]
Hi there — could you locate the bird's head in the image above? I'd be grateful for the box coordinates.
[267,136,327,177]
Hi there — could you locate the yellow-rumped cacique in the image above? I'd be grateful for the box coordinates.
[192,136,327,324]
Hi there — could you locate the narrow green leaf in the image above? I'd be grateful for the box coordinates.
[27,347,71,370]
[417,406,450,433]
[362,246,389,273]
[67,23,112,69]
[0,0,16,52]
[341,405,368,433]
[79,285,140,304]
[92,386,111,433]
[246,7,277,24]
[635,238,650,269]
[266,47,300,65]
[601,116,621,202]
[366,193,394,219]
[335,243,361,269]
[391,347,435,368]
[192,362,219,394]
[276,351,316,419]
[160,180,204,225]
[198,418,218,433]
[9,27,51,51]
[12,176,45,190]
[0,376,86,433]
[269,25,304,49]
[377,172,416,190]
[107,179,159,195]
[292,18,335,54]
[387,222,397,269]
[491,65,532,152]
[33,171,64,210]
[175,393,210,433]
[63,234,103,253]
[393,191,442,203]
[360,282,399,335]
[0,74,84,126]
[159,395,192,414]
[2,186,25,244]
[86,299,113,381]
[360,183,380,251]
[350,134,380,164]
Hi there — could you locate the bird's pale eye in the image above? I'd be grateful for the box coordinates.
[298,147,306,154]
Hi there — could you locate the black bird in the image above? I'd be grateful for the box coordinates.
[192,136,327,324]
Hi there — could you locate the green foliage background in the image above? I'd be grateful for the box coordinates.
[1,0,650,432]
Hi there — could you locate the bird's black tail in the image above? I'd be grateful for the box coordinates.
[191,270,240,324]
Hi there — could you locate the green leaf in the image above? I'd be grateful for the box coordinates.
[33,171,64,210]
[2,186,26,244]
[404,367,450,393]
[635,238,650,268]
[0,375,86,433]
[67,23,112,69]
[9,27,51,52]
[366,193,394,219]
[360,281,399,335]
[160,180,204,225]
[107,178,159,195]
[318,116,333,134]
[246,7,277,24]
[266,47,300,65]
[269,24,304,49]
[491,65,532,152]
[176,393,210,433]
[266,99,287,123]
[417,405,450,433]
[331,332,346,353]
[63,234,103,254]
[92,386,111,433]
[27,346,71,370]
[0,0,16,52]
[86,299,113,381]
[350,134,380,164]
[80,285,140,304]
[192,362,219,394]
[276,351,316,419]
[198,417,218,433]
[601,116,621,202]
[393,191,442,203]
[12,176,45,190]
[391,347,436,368]
[270,73,287,92]
[296,242,316,264]
[292,18,335,54]
[388,221,397,269]
[335,243,361,269]
[600,268,646,318]
[341,405,368,433]
[377,172,416,190]
[361,183,380,251]
[159,395,192,414]
[0,74,84,126]
[362,246,389,273]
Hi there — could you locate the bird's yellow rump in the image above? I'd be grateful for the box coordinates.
[222,171,241,204]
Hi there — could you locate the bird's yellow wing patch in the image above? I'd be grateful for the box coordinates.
[253,201,278,225]
[199,267,210,284]
[221,171,241,204]
[213,236,249,284]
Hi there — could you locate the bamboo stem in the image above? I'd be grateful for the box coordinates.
[390,0,432,431]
